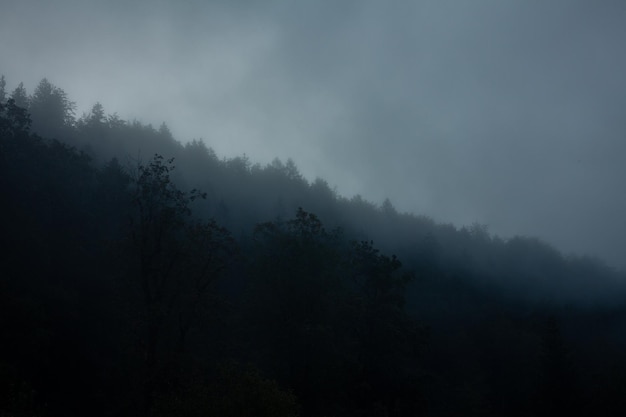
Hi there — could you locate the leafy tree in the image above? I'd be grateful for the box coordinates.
[0,98,31,139]
[75,102,110,152]
[284,158,303,182]
[349,240,412,311]
[381,198,398,217]
[246,209,426,415]
[78,102,106,128]
[246,209,350,411]
[28,78,75,138]
[10,82,28,109]
[0,75,6,103]
[347,240,425,414]
[124,154,234,415]
[107,112,126,129]
[157,122,172,141]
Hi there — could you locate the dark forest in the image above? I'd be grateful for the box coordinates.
[1,77,625,416]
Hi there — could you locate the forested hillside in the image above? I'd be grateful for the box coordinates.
[1,77,625,416]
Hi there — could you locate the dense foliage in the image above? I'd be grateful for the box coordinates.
[1,77,625,416]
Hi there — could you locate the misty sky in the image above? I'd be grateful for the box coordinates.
[2,0,625,268]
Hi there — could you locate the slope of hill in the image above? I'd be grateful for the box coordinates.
[1,77,625,417]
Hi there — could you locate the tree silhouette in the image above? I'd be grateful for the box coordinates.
[0,75,6,103]
[0,98,31,138]
[10,82,28,109]
[124,154,234,415]
[79,102,106,128]
[28,78,75,138]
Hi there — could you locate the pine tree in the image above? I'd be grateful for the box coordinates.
[10,82,28,109]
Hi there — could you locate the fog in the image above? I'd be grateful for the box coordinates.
[2,0,625,268]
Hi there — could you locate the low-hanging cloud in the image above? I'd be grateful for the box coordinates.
[2,0,625,268]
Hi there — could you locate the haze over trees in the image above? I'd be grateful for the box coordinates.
[1,77,625,416]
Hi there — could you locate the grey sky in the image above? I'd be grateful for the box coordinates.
[2,0,625,268]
